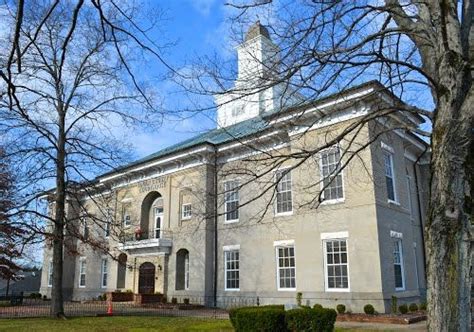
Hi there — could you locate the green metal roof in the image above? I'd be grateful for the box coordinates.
[102,116,270,176]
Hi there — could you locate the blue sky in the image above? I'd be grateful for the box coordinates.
[124,0,232,159]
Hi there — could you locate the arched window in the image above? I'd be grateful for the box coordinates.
[116,253,127,289]
[176,249,189,290]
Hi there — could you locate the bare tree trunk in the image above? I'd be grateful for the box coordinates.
[50,110,66,318]
[426,67,473,331]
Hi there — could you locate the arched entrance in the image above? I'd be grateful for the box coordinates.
[138,262,155,294]
[141,192,164,239]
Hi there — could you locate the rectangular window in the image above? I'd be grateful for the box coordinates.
[185,253,190,290]
[101,258,108,288]
[324,239,349,291]
[182,203,192,220]
[320,146,344,201]
[105,210,111,237]
[224,180,239,222]
[48,260,53,287]
[384,152,397,202]
[275,170,293,214]
[79,258,86,288]
[276,246,296,290]
[224,250,240,290]
[393,239,405,290]
[82,219,89,240]
[123,211,131,227]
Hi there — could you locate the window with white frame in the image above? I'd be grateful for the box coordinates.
[79,258,86,287]
[123,209,131,227]
[393,239,405,290]
[324,239,349,290]
[275,170,293,214]
[184,252,190,290]
[276,245,296,290]
[224,180,239,222]
[182,203,192,220]
[320,146,344,201]
[101,258,108,288]
[384,151,397,202]
[104,210,111,237]
[48,260,53,287]
[82,219,89,241]
[224,249,240,290]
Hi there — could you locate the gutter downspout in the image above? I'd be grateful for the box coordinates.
[413,162,427,269]
[212,144,218,308]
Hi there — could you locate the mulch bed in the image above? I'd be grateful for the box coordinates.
[336,312,427,325]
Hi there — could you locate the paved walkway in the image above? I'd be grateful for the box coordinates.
[336,321,427,331]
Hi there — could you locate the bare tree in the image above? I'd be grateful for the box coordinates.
[0,0,169,318]
[180,1,472,330]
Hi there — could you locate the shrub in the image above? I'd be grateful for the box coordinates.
[391,296,398,314]
[399,304,408,314]
[419,302,427,311]
[336,304,346,314]
[313,304,323,310]
[229,306,286,332]
[42,295,48,301]
[171,297,178,304]
[286,307,337,332]
[363,304,375,315]
[183,298,190,305]
[296,292,303,306]
[409,303,418,312]
[125,289,133,293]
[160,296,167,304]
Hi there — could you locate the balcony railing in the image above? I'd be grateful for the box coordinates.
[118,230,172,251]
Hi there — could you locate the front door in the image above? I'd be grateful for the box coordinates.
[138,262,155,294]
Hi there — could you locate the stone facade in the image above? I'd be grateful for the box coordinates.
[39,22,429,313]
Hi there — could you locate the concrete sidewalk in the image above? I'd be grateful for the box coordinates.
[336,321,427,331]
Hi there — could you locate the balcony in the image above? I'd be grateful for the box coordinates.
[117,230,172,254]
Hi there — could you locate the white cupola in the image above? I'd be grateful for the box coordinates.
[215,21,304,128]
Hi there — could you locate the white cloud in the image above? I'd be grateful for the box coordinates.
[188,0,217,16]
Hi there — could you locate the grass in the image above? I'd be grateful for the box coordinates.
[0,316,234,332]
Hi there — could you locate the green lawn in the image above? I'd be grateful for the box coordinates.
[0,316,234,332]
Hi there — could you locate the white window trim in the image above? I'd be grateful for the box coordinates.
[382,146,398,204]
[274,168,294,216]
[394,239,406,291]
[78,257,86,288]
[323,237,350,292]
[224,179,240,223]
[47,259,53,287]
[224,246,240,291]
[275,242,297,291]
[184,252,190,290]
[319,145,345,204]
[123,211,131,228]
[100,258,108,288]
[181,203,192,220]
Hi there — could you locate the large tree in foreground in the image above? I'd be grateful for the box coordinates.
[0,0,167,317]
[184,1,472,330]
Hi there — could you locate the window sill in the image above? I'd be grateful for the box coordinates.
[395,287,405,292]
[78,285,86,288]
[321,198,345,205]
[277,288,297,292]
[388,199,400,206]
[224,219,239,224]
[275,211,293,217]
[325,288,350,292]
[181,217,192,221]
[224,289,240,292]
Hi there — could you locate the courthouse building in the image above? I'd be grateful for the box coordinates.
[40,22,429,313]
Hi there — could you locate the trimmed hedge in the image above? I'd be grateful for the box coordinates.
[286,307,337,332]
[336,304,346,314]
[229,305,336,332]
[363,304,375,315]
[408,303,418,312]
[419,302,427,311]
[399,304,408,314]
[229,306,286,332]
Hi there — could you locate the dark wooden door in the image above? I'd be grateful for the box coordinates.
[138,262,155,294]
